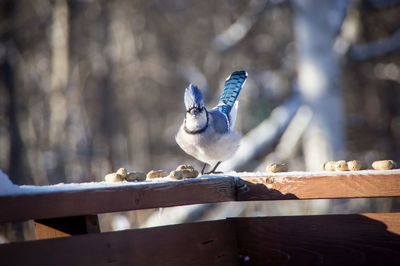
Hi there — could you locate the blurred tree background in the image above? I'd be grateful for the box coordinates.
[1,0,400,238]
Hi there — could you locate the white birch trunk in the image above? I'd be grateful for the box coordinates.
[293,0,346,170]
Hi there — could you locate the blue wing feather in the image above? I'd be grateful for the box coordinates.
[217,71,247,115]
[208,109,229,134]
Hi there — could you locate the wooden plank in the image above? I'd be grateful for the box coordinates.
[35,215,100,240]
[0,176,235,222]
[236,170,400,201]
[1,171,399,223]
[0,220,239,266]
[231,213,400,266]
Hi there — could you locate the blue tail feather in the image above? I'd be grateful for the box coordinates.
[217,71,247,115]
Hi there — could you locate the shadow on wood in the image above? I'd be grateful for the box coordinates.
[1,213,399,265]
[0,219,239,266]
[35,215,100,240]
[236,177,298,201]
[232,213,400,266]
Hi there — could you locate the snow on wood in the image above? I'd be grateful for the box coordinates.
[0,169,20,196]
[0,174,236,222]
[0,169,226,197]
[1,169,399,196]
[236,169,400,201]
[1,169,399,223]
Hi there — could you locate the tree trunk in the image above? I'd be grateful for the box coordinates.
[292,0,347,170]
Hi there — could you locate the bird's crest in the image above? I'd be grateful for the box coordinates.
[184,84,205,111]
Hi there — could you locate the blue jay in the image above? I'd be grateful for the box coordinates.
[176,71,248,174]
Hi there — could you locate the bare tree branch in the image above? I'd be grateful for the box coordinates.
[256,104,312,171]
[212,0,285,52]
[364,0,400,9]
[220,92,301,172]
[349,28,400,60]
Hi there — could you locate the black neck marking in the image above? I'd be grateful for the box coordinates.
[184,110,209,135]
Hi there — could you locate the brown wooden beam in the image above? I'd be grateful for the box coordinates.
[231,213,400,266]
[236,171,400,201]
[0,176,236,222]
[0,171,399,223]
[0,219,239,266]
[1,213,399,265]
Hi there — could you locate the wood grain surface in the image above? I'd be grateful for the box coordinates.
[236,170,400,201]
[0,176,236,222]
[232,213,400,266]
[0,171,399,223]
[0,219,239,266]
[1,213,399,265]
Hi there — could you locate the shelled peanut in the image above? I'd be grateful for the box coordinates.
[372,160,397,170]
[104,173,124,182]
[105,167,146,182]
[322,161,336,171]
[266,163,288,173]
[323,159,398,171]
[126,171,146,181]
[334,160,348,171]
[116,168,128,179]
[169,170,183,180]
[347,160,367,171]
[146,170,169,179]
[322,160,366,171]
[170,164,198,179]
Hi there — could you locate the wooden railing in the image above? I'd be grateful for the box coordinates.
[0,170,399,265]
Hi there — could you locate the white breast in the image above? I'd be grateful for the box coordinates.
[175,123,241,165]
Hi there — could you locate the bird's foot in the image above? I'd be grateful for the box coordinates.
[204,170,223,175]
[201,163,207,175]
[201,161,222,175]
